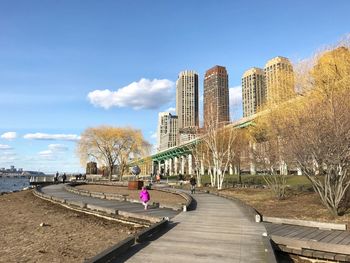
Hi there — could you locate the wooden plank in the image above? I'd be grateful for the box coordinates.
[285,226,313,238]
[266,224,293,235]
[318,230,343,243]
[311,230,333,242]
[300,229,326,240]
[265,223,288,233]
[292,227,319,240]
[271,235,350,255]
[271,225,300,236]
[338,234,350,245]
[328,231,350,244]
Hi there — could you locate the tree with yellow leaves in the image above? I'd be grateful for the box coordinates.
[77,126,150,181]
[254,41,350,214]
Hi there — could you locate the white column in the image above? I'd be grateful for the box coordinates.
[181,156,185,174]
[164,159,168,176]
[280,160,288,176]
[249,141,256,175]
[158,161,161,174]
[200,159,204,175]
[151,160,155,175]
[188,154,192,175]
[174,157,178,175]
[297,167,302,176]
[169,158,173,176]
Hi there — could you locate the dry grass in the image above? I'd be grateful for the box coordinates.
[0,190,142,263]
[216,188,350,226]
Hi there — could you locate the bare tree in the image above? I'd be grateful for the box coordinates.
[202,105,238,189]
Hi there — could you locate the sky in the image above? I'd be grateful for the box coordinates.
[0,0,349,173]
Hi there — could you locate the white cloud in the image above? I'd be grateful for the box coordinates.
[165,107,176,113]
[229,86,243,120]
[0,151,17,162]
[0,144,12,150]
[23,133,81,141]
[48,144,69,152]
[38,144,68,160]
[150,131,157,139]
[88,78,175,110]
[1,132,17,140]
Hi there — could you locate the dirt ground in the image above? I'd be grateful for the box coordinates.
[218,188,350,226]
[76,184,186,206]
[0,190,143,263]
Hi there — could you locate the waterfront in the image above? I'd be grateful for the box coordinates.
[0,177,30,193]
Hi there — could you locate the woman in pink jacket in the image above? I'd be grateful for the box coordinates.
[139,187,150,210]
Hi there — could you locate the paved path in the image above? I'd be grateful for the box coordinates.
[118,191,269,263]
[41,184,179,219]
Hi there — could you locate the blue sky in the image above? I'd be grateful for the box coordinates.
[0,0,349,173]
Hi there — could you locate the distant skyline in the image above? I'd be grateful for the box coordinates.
[0,0,349,173]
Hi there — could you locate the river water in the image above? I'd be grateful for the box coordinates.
[0,177,30,193]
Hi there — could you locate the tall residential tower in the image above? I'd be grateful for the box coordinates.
[157,112,178,152]
[176,70,199,144]
[203,65,230,127]
[264,56,294,103]
[242,67,265,117]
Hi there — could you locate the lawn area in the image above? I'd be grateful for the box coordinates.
[197,174,312,189]
[179,174,349,226]
[216,187,350,226]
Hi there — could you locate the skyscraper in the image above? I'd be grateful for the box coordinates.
[157,112,178,152]
[176,70,199,144]
[242,67,265,117]
[264,56,294,103]
[203,65,229,128]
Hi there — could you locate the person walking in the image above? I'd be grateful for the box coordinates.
[54,172,59,184]
[139,186,150,210]
[62,173,67,184]
[190,175,196,194]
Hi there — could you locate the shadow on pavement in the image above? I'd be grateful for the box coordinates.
[112,221,179,263]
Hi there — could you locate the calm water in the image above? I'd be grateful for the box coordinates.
[0,177,30,193]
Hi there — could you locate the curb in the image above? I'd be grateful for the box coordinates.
[34,186,161,224]
[84,219,169,263]
[263,216,347,230]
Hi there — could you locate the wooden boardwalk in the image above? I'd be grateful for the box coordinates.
[41,184,273,262]
[118,191,271,263]
[265,222,350,261]
[41,184,179,220]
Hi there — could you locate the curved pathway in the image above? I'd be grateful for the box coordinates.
[40,184,272,262]
[40,184,179,219]
[119,191,270,263]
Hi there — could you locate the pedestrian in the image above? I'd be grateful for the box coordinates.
[139,186,150,210]
[62,173,67,184]
[54,172,59,184]
[156,171,161,183]
[190,175,196,194]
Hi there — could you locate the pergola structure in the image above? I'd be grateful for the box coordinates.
[131,116,256,176]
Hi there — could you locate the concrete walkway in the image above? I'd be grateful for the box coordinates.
[118,191,270,263]
[41,184,179,219]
